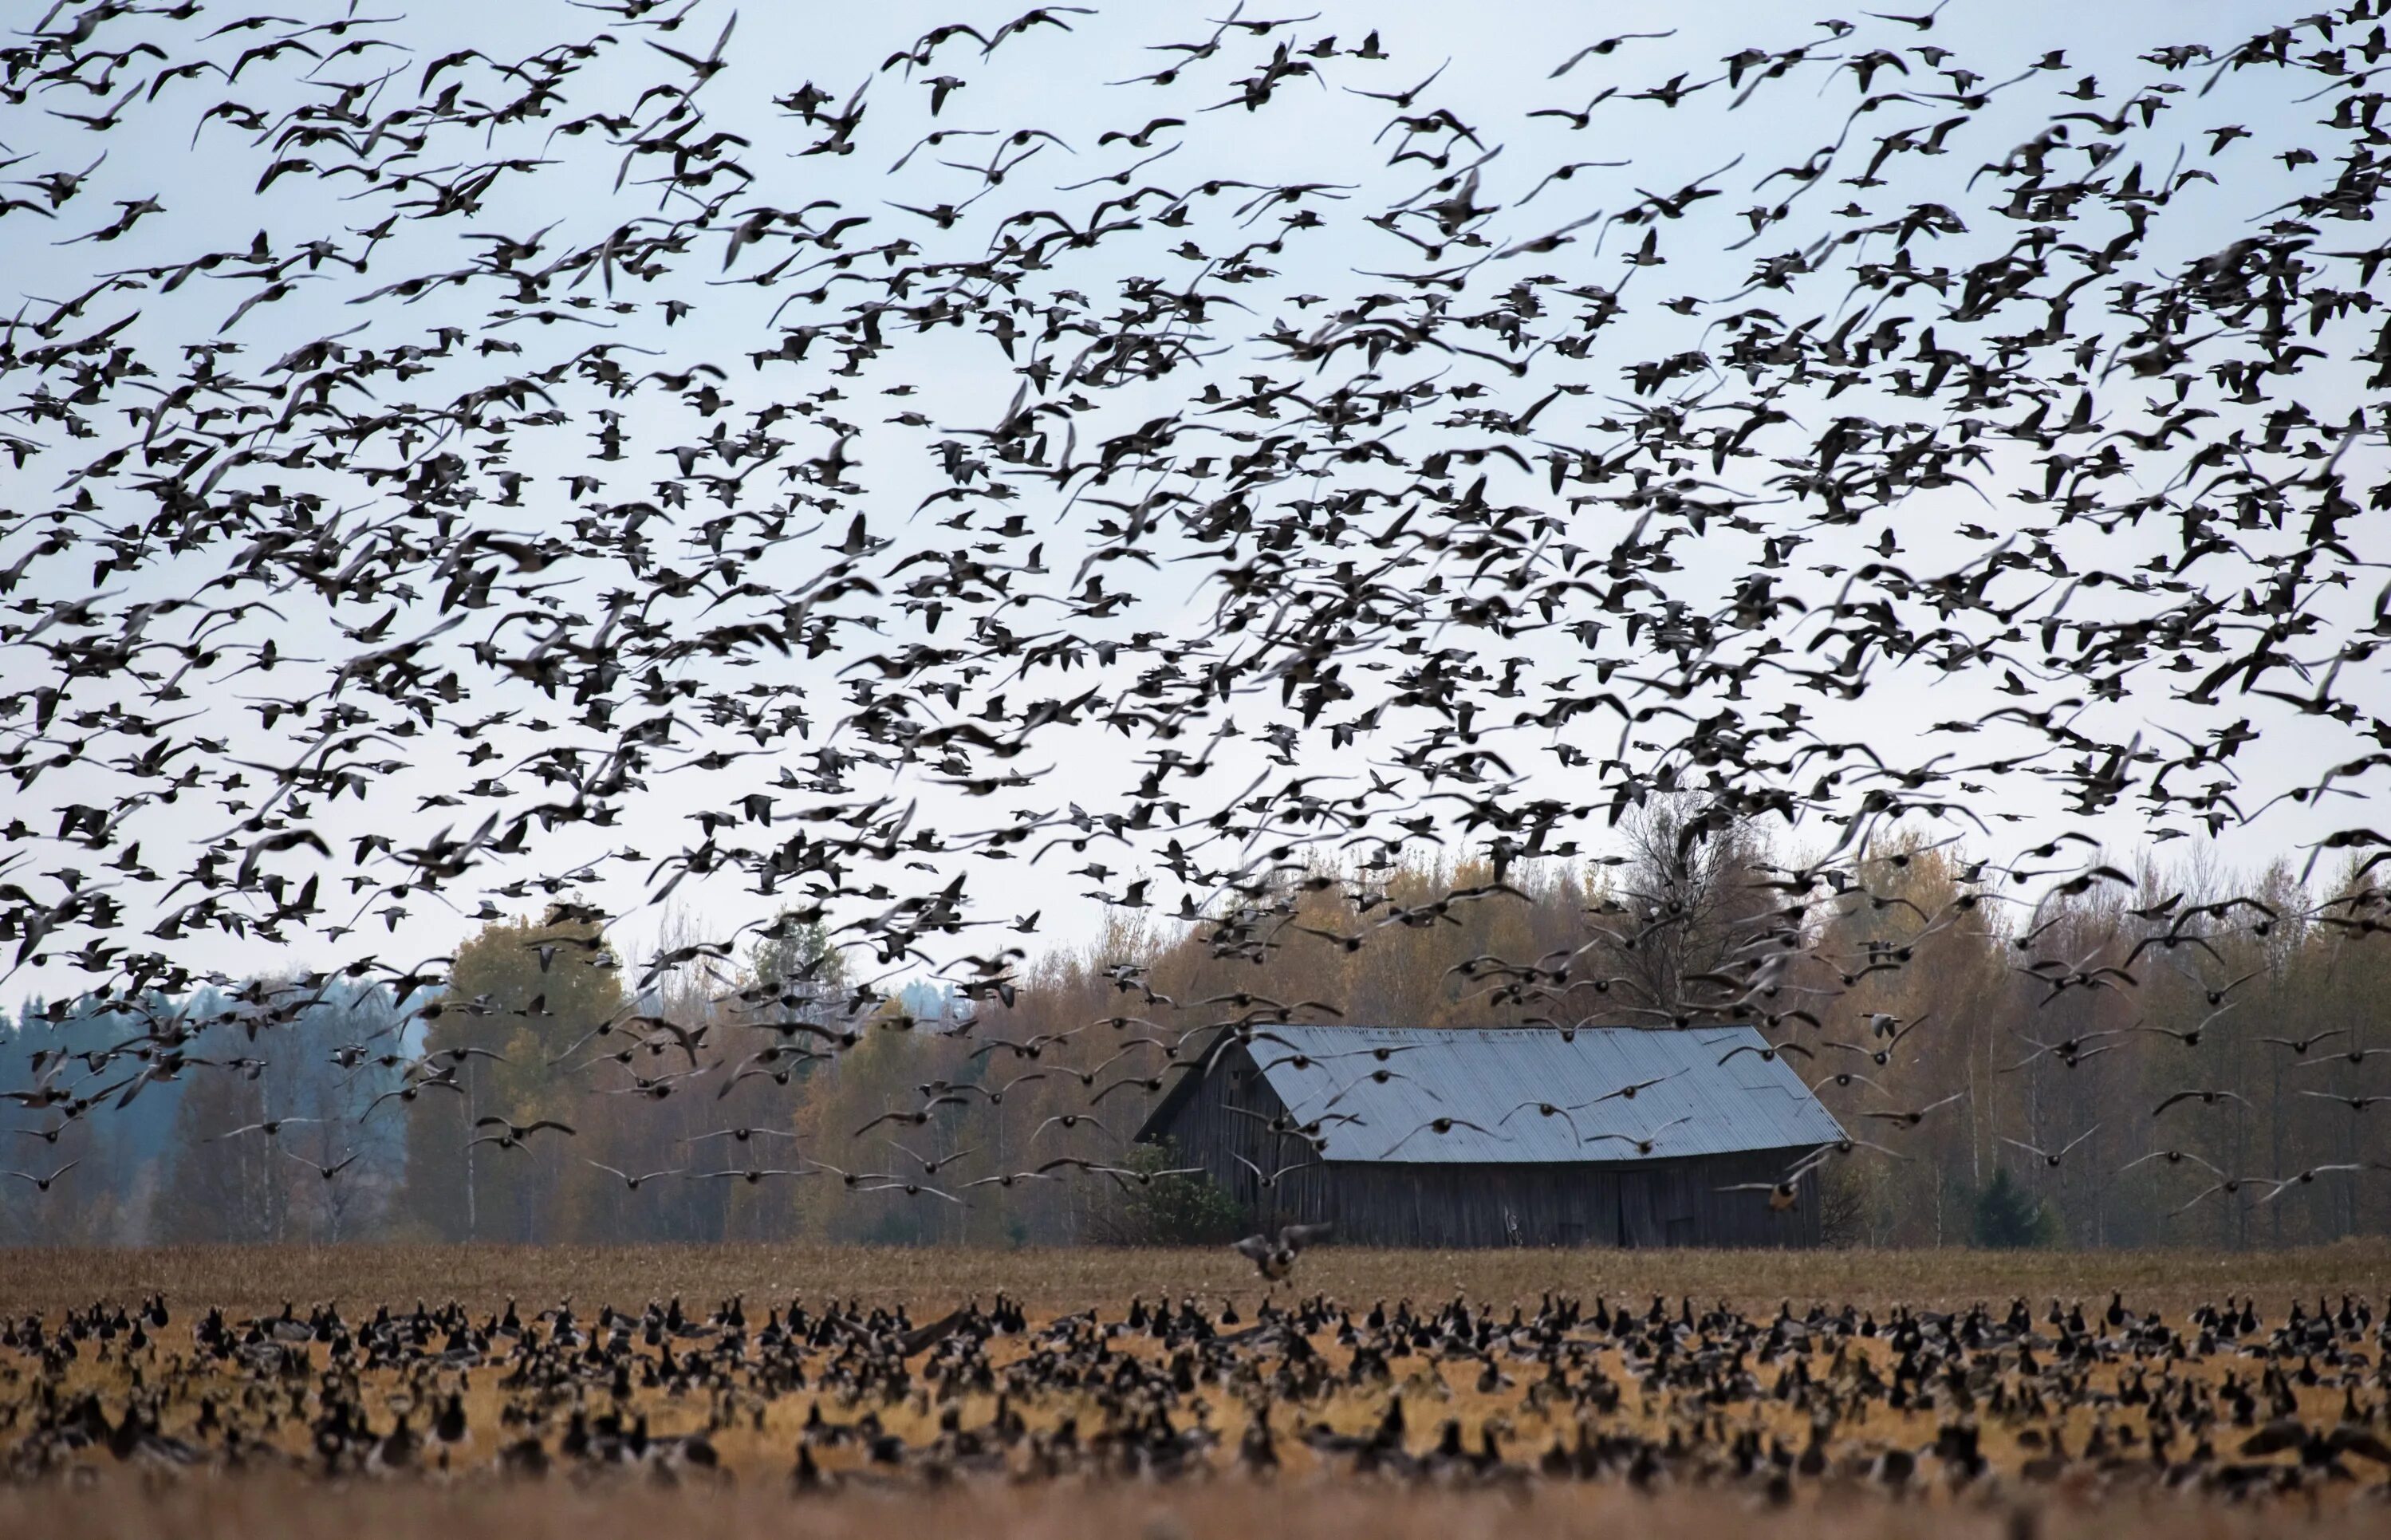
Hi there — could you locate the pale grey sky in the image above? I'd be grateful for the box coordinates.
[0,0,2377,1004]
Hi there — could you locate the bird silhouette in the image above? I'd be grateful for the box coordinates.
[1230,1219,1332,1280]
[0,0,2377,1264]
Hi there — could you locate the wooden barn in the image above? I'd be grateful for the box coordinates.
[1133,1025,1848,1248]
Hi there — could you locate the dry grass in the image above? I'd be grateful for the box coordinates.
[5,1241,2391,1538]
[6,1238,2387,1318]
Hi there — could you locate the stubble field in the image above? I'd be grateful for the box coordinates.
[1,1241,2388,1540]
[9,1238,2387,1317]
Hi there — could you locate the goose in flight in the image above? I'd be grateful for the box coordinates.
[1231,1220,1333,1281]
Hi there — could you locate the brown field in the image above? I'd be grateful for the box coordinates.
[7,1238,2389,1318]
[2,1481,2385,1540]
[2,1242,2390,1539]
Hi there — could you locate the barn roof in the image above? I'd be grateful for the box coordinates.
[1142,1024,1846,1164]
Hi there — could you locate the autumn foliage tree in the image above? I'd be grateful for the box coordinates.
[393,905,624,1242]
[20,839,2391,1250]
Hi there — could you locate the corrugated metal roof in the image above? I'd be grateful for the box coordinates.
[1230,1024,1845,1164]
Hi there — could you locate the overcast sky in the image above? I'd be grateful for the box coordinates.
[0,0,2380,1006]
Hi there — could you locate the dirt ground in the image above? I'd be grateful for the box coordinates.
[2,1480,2385,1540]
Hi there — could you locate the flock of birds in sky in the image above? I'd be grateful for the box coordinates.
[3,0,2391,1229]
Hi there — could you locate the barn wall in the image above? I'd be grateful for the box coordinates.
[1140,1042,1300,1192]
[1146,1044,1826,1249]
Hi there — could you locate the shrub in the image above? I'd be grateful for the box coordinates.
[1089,1139,1249,1245]
[1972,1167,2057,1249]
[1815,1161,1868,1249]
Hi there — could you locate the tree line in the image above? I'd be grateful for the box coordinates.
[6,802,2389,1250]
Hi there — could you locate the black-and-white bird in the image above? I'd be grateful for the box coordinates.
[1231,1220,1333,1281]
[1999,1124,2100,1168]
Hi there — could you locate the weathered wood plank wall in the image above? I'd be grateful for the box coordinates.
[1144,1042,1825,1249]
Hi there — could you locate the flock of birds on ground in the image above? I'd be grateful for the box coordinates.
[3,0,2391,1224]
[10,1281,2391,1503]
